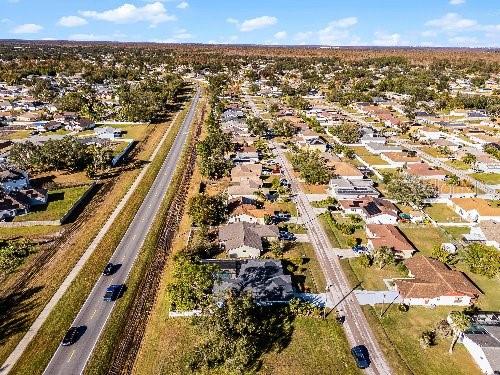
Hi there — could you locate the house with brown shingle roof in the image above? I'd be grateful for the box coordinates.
[218,222,279,258]
[407,162,447,180]
[380,152,421,167]
[366,224,415,258]
[394,255,481,306]
[228,203,274,225]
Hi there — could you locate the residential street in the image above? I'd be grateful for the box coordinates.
[246,93,391,375]
[41,86,201,375]
[274,145,392,375]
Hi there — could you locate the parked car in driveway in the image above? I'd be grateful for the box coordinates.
[274,211,291,220]
[351,345,370,369]
[352,245,369,254]
[103,284,124,302]
[279,231,296,241]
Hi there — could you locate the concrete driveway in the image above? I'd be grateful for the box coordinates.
[354,290,401,306]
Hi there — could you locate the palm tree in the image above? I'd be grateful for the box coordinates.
[448,311,471,354]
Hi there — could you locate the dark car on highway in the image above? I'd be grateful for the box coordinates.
[103,262,114,276]
[103,284,124,302]
[351,345,370,369]
[61,326,85,346]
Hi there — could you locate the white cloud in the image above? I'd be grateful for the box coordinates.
[449,0,465,5]
[58,15,88,27]
[274,31,287,40]
[329,16,358,28]
[425,13,477,31]
[11,23,43,34]
[177,1,188,9]
[293,17,361,46]
[226,17,239,25]
[372,31,401,46]
[80,2,176,25]
[239,16,277,32]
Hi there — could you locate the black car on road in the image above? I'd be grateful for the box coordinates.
[103,284,124,302]
[61,326,85,346]
[103,262,115,276]
[351,345,370,369]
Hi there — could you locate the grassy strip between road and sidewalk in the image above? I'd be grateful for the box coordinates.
[83,92,206,375]
[9,98,193,375]
[0,122,165,364]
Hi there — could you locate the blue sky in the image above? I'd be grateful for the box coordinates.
[1,0,499,47]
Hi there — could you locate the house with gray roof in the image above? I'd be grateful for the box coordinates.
[461,312,500,375]
[211,259,294,304]
[218,221,279,258]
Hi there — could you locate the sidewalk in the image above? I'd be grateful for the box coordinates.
[0,108,185,374]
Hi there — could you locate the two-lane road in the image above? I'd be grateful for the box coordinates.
[244,93,391,374]
[43,87,201,375]
[274,145,392,375]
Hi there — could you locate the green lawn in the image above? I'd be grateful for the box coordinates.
[0,225,61,240]
[1,129,31,140]
[351,146,388,165]
[281,242,326,293]
[398,224,447,255]
[423,204,464,223]
[319,213,366,249]
[422,146,445,158]
[346,257,406,290]
[446,160,470,171]
[471,172,500,185]
[109,124,149,140]
[259,317,361,375]
[13,185,90,222]
[442,226,470,241]
[363,305,481,375]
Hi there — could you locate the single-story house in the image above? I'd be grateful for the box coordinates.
[366,224,415,258]
[211,259,294,304]
[0,165,29,192]
[339,197,399,224]
[461,312,500,375]
[228,203,273,225]
[227,180,262,204]
[328,177,380,199]
[234,146,259,164]
[448,198,500,223]
[407,162,448,180]
[329,161,364,180]
[364,142,403,155]
[463,221,500,250]
[231,164,262,184]
[380,152,421,167]
[94,126,123,140]
[218,221,279,258]
[394,255,481,306]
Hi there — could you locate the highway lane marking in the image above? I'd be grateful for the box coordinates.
[67,349,75,363]
[91,308,98,319]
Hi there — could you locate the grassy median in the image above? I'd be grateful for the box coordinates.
[9,97,194,374]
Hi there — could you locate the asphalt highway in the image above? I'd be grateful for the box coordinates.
[43,86,200,375]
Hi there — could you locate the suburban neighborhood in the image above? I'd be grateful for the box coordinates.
[0,2,499,375]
